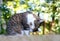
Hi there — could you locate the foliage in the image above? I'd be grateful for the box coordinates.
[0,3,12,34]
[0,0,60,34]
[0,3,12,23]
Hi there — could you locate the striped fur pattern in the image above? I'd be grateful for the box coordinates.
[6,11,40,35]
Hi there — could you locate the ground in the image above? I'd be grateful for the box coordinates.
[0,35,60,41]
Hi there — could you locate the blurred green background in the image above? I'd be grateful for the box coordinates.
[0,0,60,35]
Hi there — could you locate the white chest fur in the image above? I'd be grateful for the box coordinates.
[26,14,36,29]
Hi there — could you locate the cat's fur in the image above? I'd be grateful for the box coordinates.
[6,11,40,35]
